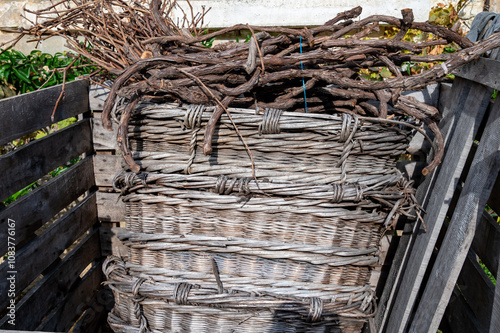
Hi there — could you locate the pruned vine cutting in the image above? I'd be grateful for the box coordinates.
[7,0,500,175]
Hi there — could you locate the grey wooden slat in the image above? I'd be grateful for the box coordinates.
[0,229,100,330]
[0,156,95,255]
[487,174,500,215]
[94,154,122,187]
[92,117,119,151]
[472,210,500,278]
[0,192,97,311]
[444,286,483,333]
[70,304,106,333]
[0,80,89,146]
[89,82,111,111]
[0,119,92,202]
[376,77,474,331]
[456,251,495,332]
[408,94,500,333]
[384,79,493,333]
[100,226,129,259]
[37,263,103,332]
[455,57,500,91]
[97,191,125,222]
[438,83,453,116]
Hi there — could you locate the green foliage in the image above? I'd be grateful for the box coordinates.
[428,3,459,28]
[1,181,39,205]
[201,37,216,48]
[360,3,463,82]
[0,49,97,95]
[479,259,496,285]
[486,204,499,223]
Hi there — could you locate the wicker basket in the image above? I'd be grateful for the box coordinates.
[104,102,415,332]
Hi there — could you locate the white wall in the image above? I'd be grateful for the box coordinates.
[174,0,431,27]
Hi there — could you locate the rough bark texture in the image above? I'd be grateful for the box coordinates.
[11,1,500,174]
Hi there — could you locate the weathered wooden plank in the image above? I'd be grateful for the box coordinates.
[37,262,103,332]
[100,226,129,258]
[455,251,495,332]
[438,83,452,117]
[0,156,95,255]
[472,210,500,278]
[97,191,125,222]
[69,287,113,333]
[92,117,119,151]
[94,154,122,187]
[408,92,500,333]
[384,78,493,333]
[376,77,478,331]
[0,229,100,330]
[0,192,97,311]
[455,57,500,91]
[70,306,105,333]
[89,82,111,111]
[0,80,89,146]
[0,119,92,202]
[444,286,482,333]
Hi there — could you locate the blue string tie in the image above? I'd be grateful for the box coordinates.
[299,36,308,113]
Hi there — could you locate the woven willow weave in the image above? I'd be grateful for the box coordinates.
[104,102,416,332]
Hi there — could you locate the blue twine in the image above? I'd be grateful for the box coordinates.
[299,36,308,113]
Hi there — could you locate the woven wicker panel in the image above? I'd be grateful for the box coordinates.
[105,103,416,332]
[105,257,369,333]
[125,103,410,182]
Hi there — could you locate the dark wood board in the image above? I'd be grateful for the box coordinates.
[455,57,500,91]
[0,156,95,255]
[37,262,103,332]
[472,211,500,278]
[455,251,495,332]
[443,286,482,333]
[487,173,500,216]
[0,192,97,311]
[0,119,92,202]
[0,80,89,146]
[0,229,100,330]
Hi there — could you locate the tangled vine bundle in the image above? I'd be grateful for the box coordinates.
[10,3,500,330]
[10,0,500,174]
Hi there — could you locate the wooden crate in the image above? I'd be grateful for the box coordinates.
[0,80,109,332]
